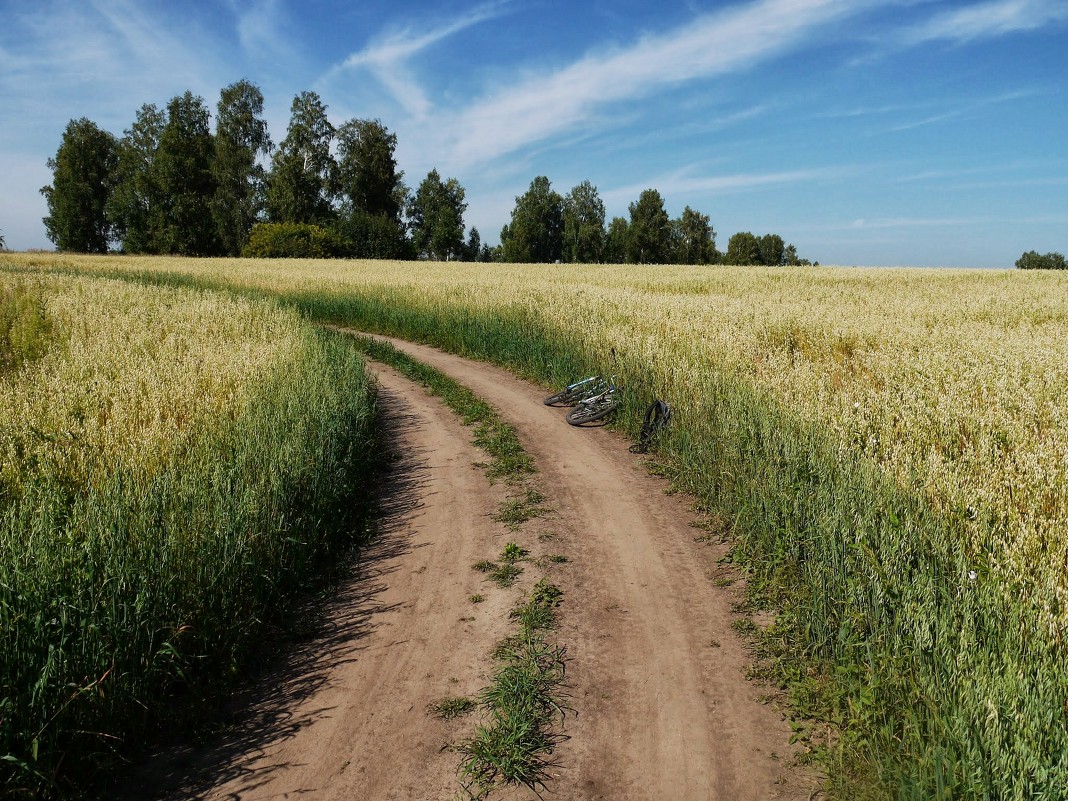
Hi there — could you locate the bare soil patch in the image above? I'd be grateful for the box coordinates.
[121,364,524,799]
[123,338,818,800]
[357,335,818,801]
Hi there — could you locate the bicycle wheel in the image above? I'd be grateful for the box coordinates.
[566,395,621,425]
[544,388,580,406]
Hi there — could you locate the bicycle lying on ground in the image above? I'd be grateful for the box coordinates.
[543,374,604,407]
[630,399,672,452]
[543,374,623,425]
[565,377,622,426]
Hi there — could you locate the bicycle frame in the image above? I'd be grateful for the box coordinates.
[575,376,618,406]
[565,375,602,394]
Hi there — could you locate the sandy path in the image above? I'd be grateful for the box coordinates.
[131,337,817,801]
[354,335,815,801]
[132,363,525,800]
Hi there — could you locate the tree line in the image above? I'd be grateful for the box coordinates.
[494,175,812,266]
[1015,250,1066,270]
[41,82,420,259]
[40,80,812,265]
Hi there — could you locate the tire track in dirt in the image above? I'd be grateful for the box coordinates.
[134,363,529,800]
[360,335,818,801]
[130,337,817,801]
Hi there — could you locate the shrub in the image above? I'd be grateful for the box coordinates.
[242,222,338,258]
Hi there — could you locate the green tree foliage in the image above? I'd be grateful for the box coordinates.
[782,244,814,266]
[670,206,717,265]
[40,118,117,253]
[626,189,671,264]
[107,104,166,253]
[723,231,763,265]
[1016,250,1067,270]
[212,79,272,256]
[725,231,810,266]
[333,118,404,222]
[501,176,564,263]
[759,233,786,267]
[562,180,606,263]
[266,92,335,225]
[329,211,411,260]
[242,222,337,258]
[604,216,629,264]
[151,92,218,256]
[408,169,467,260]
[464,226,482,262]
[329,118,409,260]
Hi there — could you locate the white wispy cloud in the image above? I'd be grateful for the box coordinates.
[233,0,299,67]
[596,104,775,156]
[902,0,1068,44]
[0,0,226,137]
[847,216,983,229]
[883,88,1043,132]
[325,1,510,117]
[889,158,1068,191]
[433,0,874,171]
[602,167,844,207]
[894,163,1017,183]
[828,211,1068,236]
[817,99,942,120]
[87,0,221,93]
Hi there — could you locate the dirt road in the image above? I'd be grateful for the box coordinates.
[140,338,816,800]
[359,336,815,801]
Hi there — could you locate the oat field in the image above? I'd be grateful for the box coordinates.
[4,253,1068,799]
[0,266,378,796]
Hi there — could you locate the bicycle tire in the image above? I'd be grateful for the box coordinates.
[544,388,581,406]
[566,396,621,425]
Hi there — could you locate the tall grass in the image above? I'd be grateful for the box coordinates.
[0,279,54,374]
[0,270,378,797]
[5,254,1068,798]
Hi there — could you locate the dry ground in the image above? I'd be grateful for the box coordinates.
[124,337,818,800]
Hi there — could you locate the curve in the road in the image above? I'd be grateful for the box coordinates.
[359,335,816,801]
[133,337,816,801]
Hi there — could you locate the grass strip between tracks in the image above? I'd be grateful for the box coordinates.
[345,333,568,799]
[347,334,534,484]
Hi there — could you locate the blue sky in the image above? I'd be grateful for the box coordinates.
[1,0,1066,266]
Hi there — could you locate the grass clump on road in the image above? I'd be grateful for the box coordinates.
[429,697,478,720]
[459,580,567,800]
[486,563,522,588]
[345,335,534,483]
[510,579,563,631]
[501,542,528,562]
[494,487,549,529]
